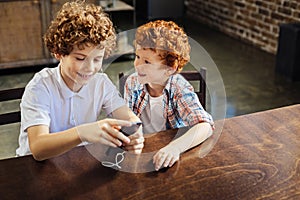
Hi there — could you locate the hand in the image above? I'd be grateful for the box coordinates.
[122,133,144,154]
[153,145,181,171]
[122,125,144,154]
[76,118,132,147]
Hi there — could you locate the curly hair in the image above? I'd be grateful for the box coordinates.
[44,0,116,58]
[134,20,190,72]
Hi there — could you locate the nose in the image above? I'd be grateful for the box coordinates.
[83,59,95,72]
[134,57,142,68]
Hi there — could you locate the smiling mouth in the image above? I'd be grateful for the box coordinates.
[77,72,93,79]
[138,72,146,77]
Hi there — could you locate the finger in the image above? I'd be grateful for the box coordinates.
[102,131,123,147]
[168,156,179,167]
[128,133,139,140]
[153,151,159,162]
[163,155,173,168]
[127,136,144,146]
[94,124,122,147]
[91,129,120,147]
[105,118,132,127]
[123,142,144,151]
[112,125,121,131]
[123,147,143,154]
[102,122,130,145]
[154,152,166,171]
[155,158,164,171]
[100,137,119,148]
[131,149,143,154]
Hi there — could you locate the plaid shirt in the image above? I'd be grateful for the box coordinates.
[124,73,214,129]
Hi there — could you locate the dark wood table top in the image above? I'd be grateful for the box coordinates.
[1,104,300,199]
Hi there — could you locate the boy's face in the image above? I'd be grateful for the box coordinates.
[134,47,174,86]
[57,44,105,91]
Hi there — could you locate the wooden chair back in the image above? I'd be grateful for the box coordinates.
[119,68,207,109]
[0,87,25,125]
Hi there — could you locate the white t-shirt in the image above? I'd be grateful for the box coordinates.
[140,94,166,134]
[16,66,125,156]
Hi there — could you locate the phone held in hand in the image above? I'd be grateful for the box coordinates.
[120,122,142,136]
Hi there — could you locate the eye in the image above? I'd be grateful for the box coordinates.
[94,57,103,62]
[135,54,140,59]
[145,60,151,64]
[76,57,85,61]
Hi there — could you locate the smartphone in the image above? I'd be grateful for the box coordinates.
[120,122,142,136]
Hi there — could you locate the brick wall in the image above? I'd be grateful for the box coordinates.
[186,0,300,54]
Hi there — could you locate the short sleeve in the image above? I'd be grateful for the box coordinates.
[21,83,51,131]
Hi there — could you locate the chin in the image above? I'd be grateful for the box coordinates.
[137,77,147,85]
[79,79,90,85]
[73,77,89,86]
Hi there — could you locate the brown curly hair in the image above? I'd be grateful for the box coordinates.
[44,0,116,58]
[134,20,190,72]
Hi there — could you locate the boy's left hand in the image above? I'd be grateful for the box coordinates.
[122,132,144,154]
[153,146,180,171]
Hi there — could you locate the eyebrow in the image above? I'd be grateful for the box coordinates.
[136,52,150,60]
[72,53,103,58]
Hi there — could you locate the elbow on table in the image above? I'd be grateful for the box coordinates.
[29,143,47,161]
[31,151,46,162]
[196,122,213,138]
[207,123,214,136]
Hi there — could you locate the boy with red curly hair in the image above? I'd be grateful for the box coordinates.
[124,20,214,170]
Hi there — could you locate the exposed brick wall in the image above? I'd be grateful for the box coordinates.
[186,0,300,54]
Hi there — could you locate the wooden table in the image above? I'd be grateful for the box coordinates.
[1,104,300,199]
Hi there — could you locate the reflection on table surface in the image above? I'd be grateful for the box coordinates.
[0,104,299,199]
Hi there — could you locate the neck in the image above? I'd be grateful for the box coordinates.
[71,84,82,93]
[60,67,82,92]
[146,83,165,97]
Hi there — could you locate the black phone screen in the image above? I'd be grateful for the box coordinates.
[120,122,142,136]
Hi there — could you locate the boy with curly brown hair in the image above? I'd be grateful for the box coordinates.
[124,20,214,170]
[16,1,144,160]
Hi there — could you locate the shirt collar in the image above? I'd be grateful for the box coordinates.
[164,75,174,92]
[132,72,145,91]
[133,72,176,96]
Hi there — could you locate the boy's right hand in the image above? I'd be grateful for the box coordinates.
[76,119,132,147]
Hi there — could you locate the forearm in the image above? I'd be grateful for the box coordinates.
[112,105,140,122]
[168,122,213,154]
[28,127,81,161]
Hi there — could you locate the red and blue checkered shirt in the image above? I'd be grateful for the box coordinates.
[124,73,214,129]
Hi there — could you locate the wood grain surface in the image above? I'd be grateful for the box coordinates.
[0,104,299,199]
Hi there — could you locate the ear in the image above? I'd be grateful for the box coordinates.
[165,66,177,76]
[53,53,62,60]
